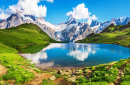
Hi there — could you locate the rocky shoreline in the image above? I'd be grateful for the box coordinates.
[41,58,130,85]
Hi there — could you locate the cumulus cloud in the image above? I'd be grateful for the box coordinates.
[0,11,10,20]
[0,0,48,19]
[45,0,54,3]
[66,3,90,20]
[66,3,97,25]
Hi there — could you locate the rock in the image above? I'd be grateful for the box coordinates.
[76,75,84,79]
[49,75,56,81]
[84,69,92,73]
[64,72,70,75]
[72,70,75,73]
[57,70,64,75]
[67,77,75,82]
[36,75,42,78]
[75,70,83,74]
[66,70,72,74]
[68,75,71,77]
[72,75,76,77]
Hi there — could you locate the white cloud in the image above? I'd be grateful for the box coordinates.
[0,0,48,19]
[66,3,97,24]
[0,11,10,20]
[45,0,54,3]
[90,15,97,20]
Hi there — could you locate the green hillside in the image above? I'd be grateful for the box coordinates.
[77,22,130,47]
[0,23,57,53]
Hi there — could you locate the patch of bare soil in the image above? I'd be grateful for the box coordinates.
[21,66,52,85]
[52,78,76,85]
[22,66,74,85]
[0,64,7,76]
[114,63,127,85]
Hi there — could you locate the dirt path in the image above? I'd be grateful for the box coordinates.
[21,66,52,85]
[52,78,76,85]
[0,64,7,76]
[22,66,74,85]
[107,62,117,70]
[114,63,127,85]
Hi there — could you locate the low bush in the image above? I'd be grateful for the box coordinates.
[112,59,127,69]
[77,82,109,85]
[89,67,118,83]
[121,75,130,81]
[1,65,34,84]
[42,79,53,85]
[120,81,130,85]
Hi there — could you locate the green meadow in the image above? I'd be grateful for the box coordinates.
[77,22,130,48]
[0,23,57,53]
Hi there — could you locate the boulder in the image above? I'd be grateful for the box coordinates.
[67,77,75,82]
[75,70,83,74]
[57,70,64,75]
[84,69,92,73]
[66,70,72,74]
[64,72,70,75]
[49,75,56,81]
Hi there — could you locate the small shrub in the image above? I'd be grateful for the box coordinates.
[77,77,87,83]
[42,79,53,85]
[2,65,34,84]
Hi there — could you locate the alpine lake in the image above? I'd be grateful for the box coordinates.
[20,43,130,69]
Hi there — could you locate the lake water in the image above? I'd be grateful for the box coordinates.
[20,43,130,69]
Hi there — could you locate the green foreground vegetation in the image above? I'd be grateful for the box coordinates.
[77,22,130,47]
[76,58,130,85]
[0,43,35,84]
[0,23,56,84]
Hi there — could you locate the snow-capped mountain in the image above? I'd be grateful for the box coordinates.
[35,14,93,42]
[89,16,130,33]
[0,12,130,42]
[56,14,93,42]
[0,12,58,41]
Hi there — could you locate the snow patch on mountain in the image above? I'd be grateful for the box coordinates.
[89,16,130,33]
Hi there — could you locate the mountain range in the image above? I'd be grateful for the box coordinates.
[90,16,130,33]
[0,12,130,42]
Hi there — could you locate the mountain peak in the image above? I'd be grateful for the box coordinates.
[67,14,74,21]
[65,14,78,24]
[6,13,22,21]
[24,15,36,21]
[37,17,45,21]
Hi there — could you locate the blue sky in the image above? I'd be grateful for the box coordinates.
[0,0,130,25]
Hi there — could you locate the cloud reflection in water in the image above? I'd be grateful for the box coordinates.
[20,43,130,69]
[67,47,97,61]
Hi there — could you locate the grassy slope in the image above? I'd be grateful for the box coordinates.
[0,23,67,84]
[77,22,130,48]
[0,43,35,84]
[0,23,56,84]
[0,23,57,53]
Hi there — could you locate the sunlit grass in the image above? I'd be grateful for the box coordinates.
[77,23,130,47]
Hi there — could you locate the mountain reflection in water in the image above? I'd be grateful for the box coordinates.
[20,43,130,69]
